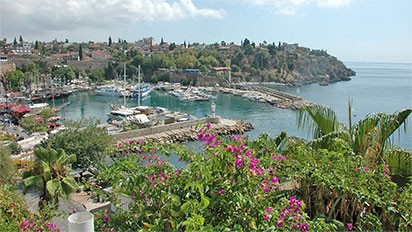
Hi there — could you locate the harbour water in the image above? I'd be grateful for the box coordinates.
[54,62,412,150]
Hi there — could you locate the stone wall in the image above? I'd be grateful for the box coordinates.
[113,117,219,142]
[67,60,108,71]
[0,62,16,77]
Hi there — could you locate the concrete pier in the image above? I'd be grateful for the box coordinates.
[112,117,253,144]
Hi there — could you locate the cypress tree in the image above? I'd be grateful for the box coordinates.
[79,44,83,60]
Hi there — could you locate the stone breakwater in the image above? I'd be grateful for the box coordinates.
[112,117,253,144]
[218,85,313,110]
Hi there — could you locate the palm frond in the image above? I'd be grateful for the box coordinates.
[384,146,412,177]
[297,104,345,139]
[46,179,60,198]
[61,177,79,199]
[41,160,52,181]
[23,176,43,193]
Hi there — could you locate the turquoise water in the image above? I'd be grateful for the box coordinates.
[55,62,412,150]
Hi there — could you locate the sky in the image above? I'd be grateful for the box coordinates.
[1,0,411,63]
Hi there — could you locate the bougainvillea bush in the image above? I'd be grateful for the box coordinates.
[0,185,61,232]
[93,124,411,231]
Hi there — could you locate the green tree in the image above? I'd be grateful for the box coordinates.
[79,44,83,60]
[19,35,23,45]
[5,70,25,91]
[42,120,113,169]
[52,66,76,81]
[104,62,117,80]
[108,36,112,47]
[0,145,16,185]
[160,37,164,45]
[23,147,78,207]
[169,42,176,51]
[34,40,39,50]
[13,37,17,46]
[297,104,412,177]
[88,69,105,83]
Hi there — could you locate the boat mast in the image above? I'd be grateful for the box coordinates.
[138,65,141,107]
[123,63,127,108]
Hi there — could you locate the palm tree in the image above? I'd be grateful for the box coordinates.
[23,147,78,208]
[297,104,411,176]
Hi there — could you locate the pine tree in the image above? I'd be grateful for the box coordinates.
[19,35,23,45]
[160,37,164,45]
[13,37,17,46]
[109,36,112,47]
[34,40,39,50]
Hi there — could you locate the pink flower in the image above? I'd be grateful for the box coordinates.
[103,216,110,222]
[129,140,134,145]
[206,122,211,129]
[347,223,353,231]
[235,155,244,168]
[263,215,270,221]
[263,186,270,192]
[298,223,309,232]
[276,220,284,227]
[219,189,225,195]
[104,209,108,214]
[265,207,273,213]
[232,135,240,140]
[117,143,122,148]
[227,145,236,153]
[271,176,279,184]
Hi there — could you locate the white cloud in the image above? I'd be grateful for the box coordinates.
[316,0,351,8]
[243,0,350,15]
[0,0,225,38]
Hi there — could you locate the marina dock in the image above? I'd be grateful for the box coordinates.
[112,117,253,144]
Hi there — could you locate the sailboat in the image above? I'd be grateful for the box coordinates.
[107,64,150,125]
[131,65,151,104]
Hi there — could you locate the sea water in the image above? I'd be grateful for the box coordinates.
[55,62,412,150]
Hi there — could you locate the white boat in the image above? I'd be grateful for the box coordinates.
[95,85,124,97]
[132,84,151,98]
[107,109,149,124]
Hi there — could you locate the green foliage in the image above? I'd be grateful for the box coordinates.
[39,108,56,121]
[298,104,411,176]
[0,145,16,185]
[20,108,55,134]
[52,66,76,81]
[5,70,25,91]
[42,119,112,169]
[88,68,105,83]
[89,125,411,231]
[23,147,78,206]
[20,115,48,134]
